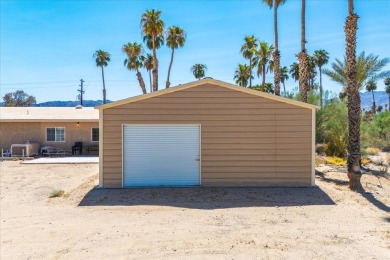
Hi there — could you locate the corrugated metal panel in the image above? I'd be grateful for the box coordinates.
[123,125,200,187]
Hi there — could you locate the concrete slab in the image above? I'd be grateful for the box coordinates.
[21,156,98,164]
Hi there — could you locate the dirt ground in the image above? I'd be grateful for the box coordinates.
[0,161,389,259]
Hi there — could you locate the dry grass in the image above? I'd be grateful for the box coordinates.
[326,157,347,166]
[366,147,381,155]
[48,189,65,198]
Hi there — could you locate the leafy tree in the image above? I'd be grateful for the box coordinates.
[234,64,252,87]
[385,77,390,110]
[143,53,154,93]
[324,52,390,92]
[191,64,207,80]
[361,111,390,149]
[280,66,289,96]
[122,42,147,94]
[3,90,36,107]
[141,9,165,92]
[345,0,361,189]
[262,0,287,96]
[298,0,309,103]
[365,80,377,114]
[252,83,274,94]
[313,49,329,107]
[254,41,274,91]
[166,26,186,89]
[93,50,110,104]
[240,35,258,88]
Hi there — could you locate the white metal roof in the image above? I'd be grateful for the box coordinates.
[0,107,99,122]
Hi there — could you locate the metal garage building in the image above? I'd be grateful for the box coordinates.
[97,78,317,188]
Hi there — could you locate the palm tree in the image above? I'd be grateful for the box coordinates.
[122,42,147,94]
[93,50,110,104]
[313,50,329,107]
[166,26,186,89]
[191,64,207,80]
[143,53,154,93]
[140,9,165,92]
[240,35,258,88]
[143,35,165,50]
[385,77,390,110]
[254,41,274,91]
[298,0,309,103]
[345,0,361,190]
[324,52,390,92]
[289,62,299,81]
[280,66,289,96]
[365,80,377,114]
[262,0,287,96]
[234,64,252,87]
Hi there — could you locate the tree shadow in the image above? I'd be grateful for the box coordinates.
[78,186,335,209]
[357,190,390,213]
[315,170,349,186]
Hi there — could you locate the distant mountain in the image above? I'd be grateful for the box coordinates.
[360,91,388,110]
[34,100,112,107]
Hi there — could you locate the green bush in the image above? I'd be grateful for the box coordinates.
[361,111,390,149]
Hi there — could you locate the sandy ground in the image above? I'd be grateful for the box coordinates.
[0,161,389,259]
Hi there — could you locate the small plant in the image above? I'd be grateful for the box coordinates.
[49,189,65,198]
[361,158,370,166]
[326,157,347,166]
[365,147,381,155]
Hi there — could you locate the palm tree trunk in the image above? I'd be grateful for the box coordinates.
[136,70,147,94]
[319,66,323,107]
[249,58,252,88]
[299,0,309,103]
[273,3,281,96]
[372,91,376,114]
[283,81,286,97]
[149,70,152,93]
[152,36,158,92]
[345,0,362,190]
[166,48,175,89]
[101,66,106,104]
[262,65,266,91]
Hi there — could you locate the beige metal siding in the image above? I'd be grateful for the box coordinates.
[102,83,312,187]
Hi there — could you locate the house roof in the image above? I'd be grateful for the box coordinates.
[96,78,319,110]
[0,107,99,122]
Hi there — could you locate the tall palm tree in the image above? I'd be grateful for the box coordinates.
[191,64,207,80]
[324,52,390,92]
[280,66,289,96]
[298,0,309,103]
[254,41,274,91]
[166,26,186,89]
[385,77,390,110]
[143,53,154,93]
[365,80,377,114]
[289,62,299,81]
[313,50,329,107]
[143,35,165,50]
[122,42,147,94]
[140,9,165,92]
[262,0,287,96]
[93,50,110,104]
[234,64,252,87]
[345,0,361,190]
[240,35,258,88]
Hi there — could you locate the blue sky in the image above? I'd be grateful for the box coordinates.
[1,0,389,103]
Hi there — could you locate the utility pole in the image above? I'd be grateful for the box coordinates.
[78,79,85,106]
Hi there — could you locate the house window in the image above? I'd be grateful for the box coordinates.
[46,127,65,142]
[92,128,99,142]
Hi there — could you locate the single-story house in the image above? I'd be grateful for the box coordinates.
[97,78,318,188]
[0,107,99,154]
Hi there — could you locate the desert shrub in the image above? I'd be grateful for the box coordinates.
[326,157,347,166]
[361,111,390,149]
[316,99,348,157]
[49,189,65,198]
[365,147,381,155]
[361,157,370,166]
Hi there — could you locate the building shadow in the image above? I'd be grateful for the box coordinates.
[78,186,335,209]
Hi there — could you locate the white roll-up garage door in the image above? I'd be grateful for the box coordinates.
[123,125,200,187]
